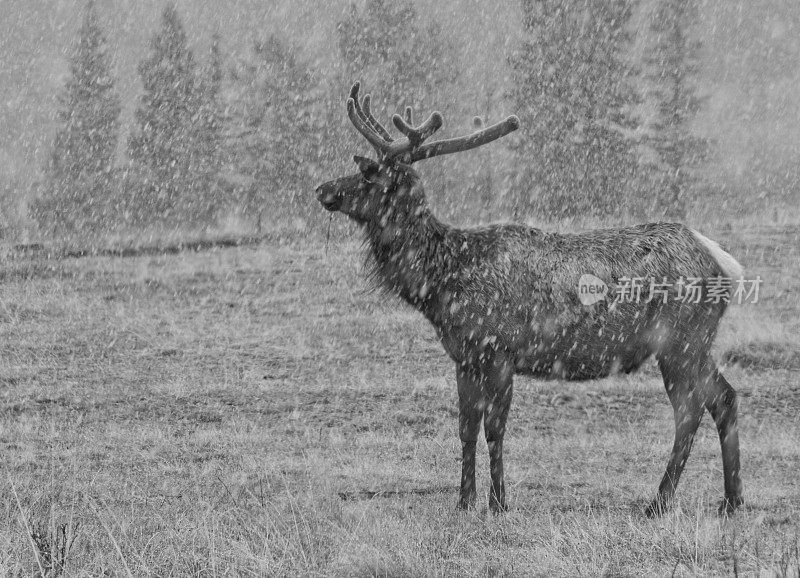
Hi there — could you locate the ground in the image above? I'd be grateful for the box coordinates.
[0,225,798,575]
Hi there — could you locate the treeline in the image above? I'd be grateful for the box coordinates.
[31,0,709,238]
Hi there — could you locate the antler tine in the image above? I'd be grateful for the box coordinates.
[347,102,391,156]
[348,81,363,113]
[347,82,391,156]
[408,115,520,163]
[349,82,375,132]
[405,106,413,126]
[391,111,444,147]
[363,94,393,142]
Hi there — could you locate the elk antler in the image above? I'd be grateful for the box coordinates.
[407,115,520,163]
[347,82,443,160]
[362,94,393,142]
[346,82,519,163]
[347,83,390,156]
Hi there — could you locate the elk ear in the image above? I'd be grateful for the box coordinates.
[354,155,379,182]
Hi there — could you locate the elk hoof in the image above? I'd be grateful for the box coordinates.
[644,497,668,518]
[718,495,744,516]
[457,493,477,511]
[489,497,508,514]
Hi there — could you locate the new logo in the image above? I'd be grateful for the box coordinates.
[578,274,608,305]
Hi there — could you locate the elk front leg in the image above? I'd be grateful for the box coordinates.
[484,358,514,513]
[456,363,483,510]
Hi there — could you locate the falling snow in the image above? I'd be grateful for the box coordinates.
[0,1,799,575]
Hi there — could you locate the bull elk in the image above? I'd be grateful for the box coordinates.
[316,82,743,516]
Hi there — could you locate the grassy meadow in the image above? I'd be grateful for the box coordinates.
[0,224,799,575]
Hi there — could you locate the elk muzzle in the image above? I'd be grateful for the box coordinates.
[316,180,342,212]
[316,173,363,212]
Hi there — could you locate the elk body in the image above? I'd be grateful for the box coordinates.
[317,82,743,516]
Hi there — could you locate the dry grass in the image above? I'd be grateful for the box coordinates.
[0,225,798,575]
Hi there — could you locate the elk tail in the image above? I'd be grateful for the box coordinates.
[691,229,744,280]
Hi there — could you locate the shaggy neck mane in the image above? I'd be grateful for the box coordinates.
[363,199,457,319]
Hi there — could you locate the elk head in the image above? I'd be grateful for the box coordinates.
[316,82,520,225]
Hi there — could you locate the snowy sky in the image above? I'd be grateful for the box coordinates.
[0,0,798,195]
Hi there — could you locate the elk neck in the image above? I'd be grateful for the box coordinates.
[363,178,457,319]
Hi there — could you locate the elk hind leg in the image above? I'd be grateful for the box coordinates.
[702,364,743,514]
[647,357,705,517]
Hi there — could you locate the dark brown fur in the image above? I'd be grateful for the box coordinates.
[318,152,743,517]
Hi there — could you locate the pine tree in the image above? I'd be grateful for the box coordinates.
[335,0,457,126]
[35,0,121,234]
[229,37,324,232]
[128,4,203,224]
[508,0,640,219]
[645,0,709,218]
[192,32,227,220]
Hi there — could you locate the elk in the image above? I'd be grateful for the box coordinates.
[317,82,743,517]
